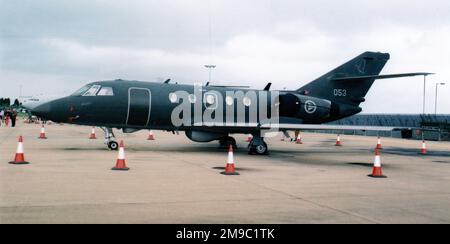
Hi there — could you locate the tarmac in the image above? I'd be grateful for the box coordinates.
[0,122,449,224]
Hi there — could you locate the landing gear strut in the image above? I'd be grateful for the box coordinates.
[248,136,268,155]
[101,127,118,150]
[218,136,237,149]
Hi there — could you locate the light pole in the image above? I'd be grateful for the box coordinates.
[423,74,429,114]
[435,82,446,115]
[204,64,216,84]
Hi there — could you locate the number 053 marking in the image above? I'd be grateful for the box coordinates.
[333,89,347,97]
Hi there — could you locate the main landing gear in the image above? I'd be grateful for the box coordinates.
[219,135,269,155]
[101,127,118,150]
[248,136,268,155]
[218,136,237,149]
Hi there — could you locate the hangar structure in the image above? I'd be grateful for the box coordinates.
[323,114,450,141]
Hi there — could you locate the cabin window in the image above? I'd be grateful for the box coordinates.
[169,93,178,103]
[71,85,92,96]
[225,96,234,106]
[243,96,252,107]
[204,93,217,109]
[82,85,101,96]
[188,94,197,103]
[97,87,114,96]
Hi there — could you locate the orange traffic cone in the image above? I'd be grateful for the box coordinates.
[111,140,129,171]
[335,134,342,146]
[89,127,97,139]
[295,134,303,144]
[221,145,240,175]
[246,134,253,142]
[368,149,386,178]
[376,137,382,149]
[147,130,155,140]
[9,136,30,165]
[420,140,427,155]
[38,125,47,139]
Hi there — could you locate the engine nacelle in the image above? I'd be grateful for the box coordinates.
[279,93,331,121]
[123,128,141,133]
[185,130,226,142]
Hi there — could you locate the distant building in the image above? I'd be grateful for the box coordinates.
[323,114,450,141]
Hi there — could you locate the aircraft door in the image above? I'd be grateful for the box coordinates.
[127,88,151,126]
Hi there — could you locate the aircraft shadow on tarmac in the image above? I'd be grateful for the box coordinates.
[211,166,264,172]
[54,143,449,168]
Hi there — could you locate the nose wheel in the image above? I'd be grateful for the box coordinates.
[101,127,118,150]
[248,136,268,155]
[108,141,119,150]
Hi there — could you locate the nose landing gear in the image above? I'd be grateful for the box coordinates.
[101,127,118,150]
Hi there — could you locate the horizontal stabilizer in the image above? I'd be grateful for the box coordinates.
[208,85,251,88]
[332,72,434,81]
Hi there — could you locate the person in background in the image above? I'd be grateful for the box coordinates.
[11,109,17,127]
[0,109,3,126]
[4,109,10,127]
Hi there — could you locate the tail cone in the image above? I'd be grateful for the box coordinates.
[9,136,30,165]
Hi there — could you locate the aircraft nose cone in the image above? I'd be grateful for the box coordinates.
[31,103,52,119]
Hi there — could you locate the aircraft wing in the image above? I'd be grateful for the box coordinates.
[193,122,413,131]
[259,123,411,131]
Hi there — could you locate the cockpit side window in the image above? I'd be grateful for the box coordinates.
[71,85,92,96]
[82,85,101,96]
[97,87,114,96]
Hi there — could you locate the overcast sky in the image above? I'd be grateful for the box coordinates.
[1,0,449,113]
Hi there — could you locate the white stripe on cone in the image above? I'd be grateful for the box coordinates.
[17,141,24,154]
[227,147,234,165]
[118,146,125,160]
[374,155,381,167]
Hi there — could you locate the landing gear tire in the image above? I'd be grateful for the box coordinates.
[108,141,119,151]
[255,142,268,155]
[219,136,237,149]
[248,138,268,155]
[101,127,118,150]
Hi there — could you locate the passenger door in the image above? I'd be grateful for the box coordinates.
[127,88,151,126]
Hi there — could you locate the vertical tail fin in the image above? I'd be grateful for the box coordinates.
[298,52,390,106]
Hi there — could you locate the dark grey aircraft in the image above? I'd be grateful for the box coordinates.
[32,52,430,154]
